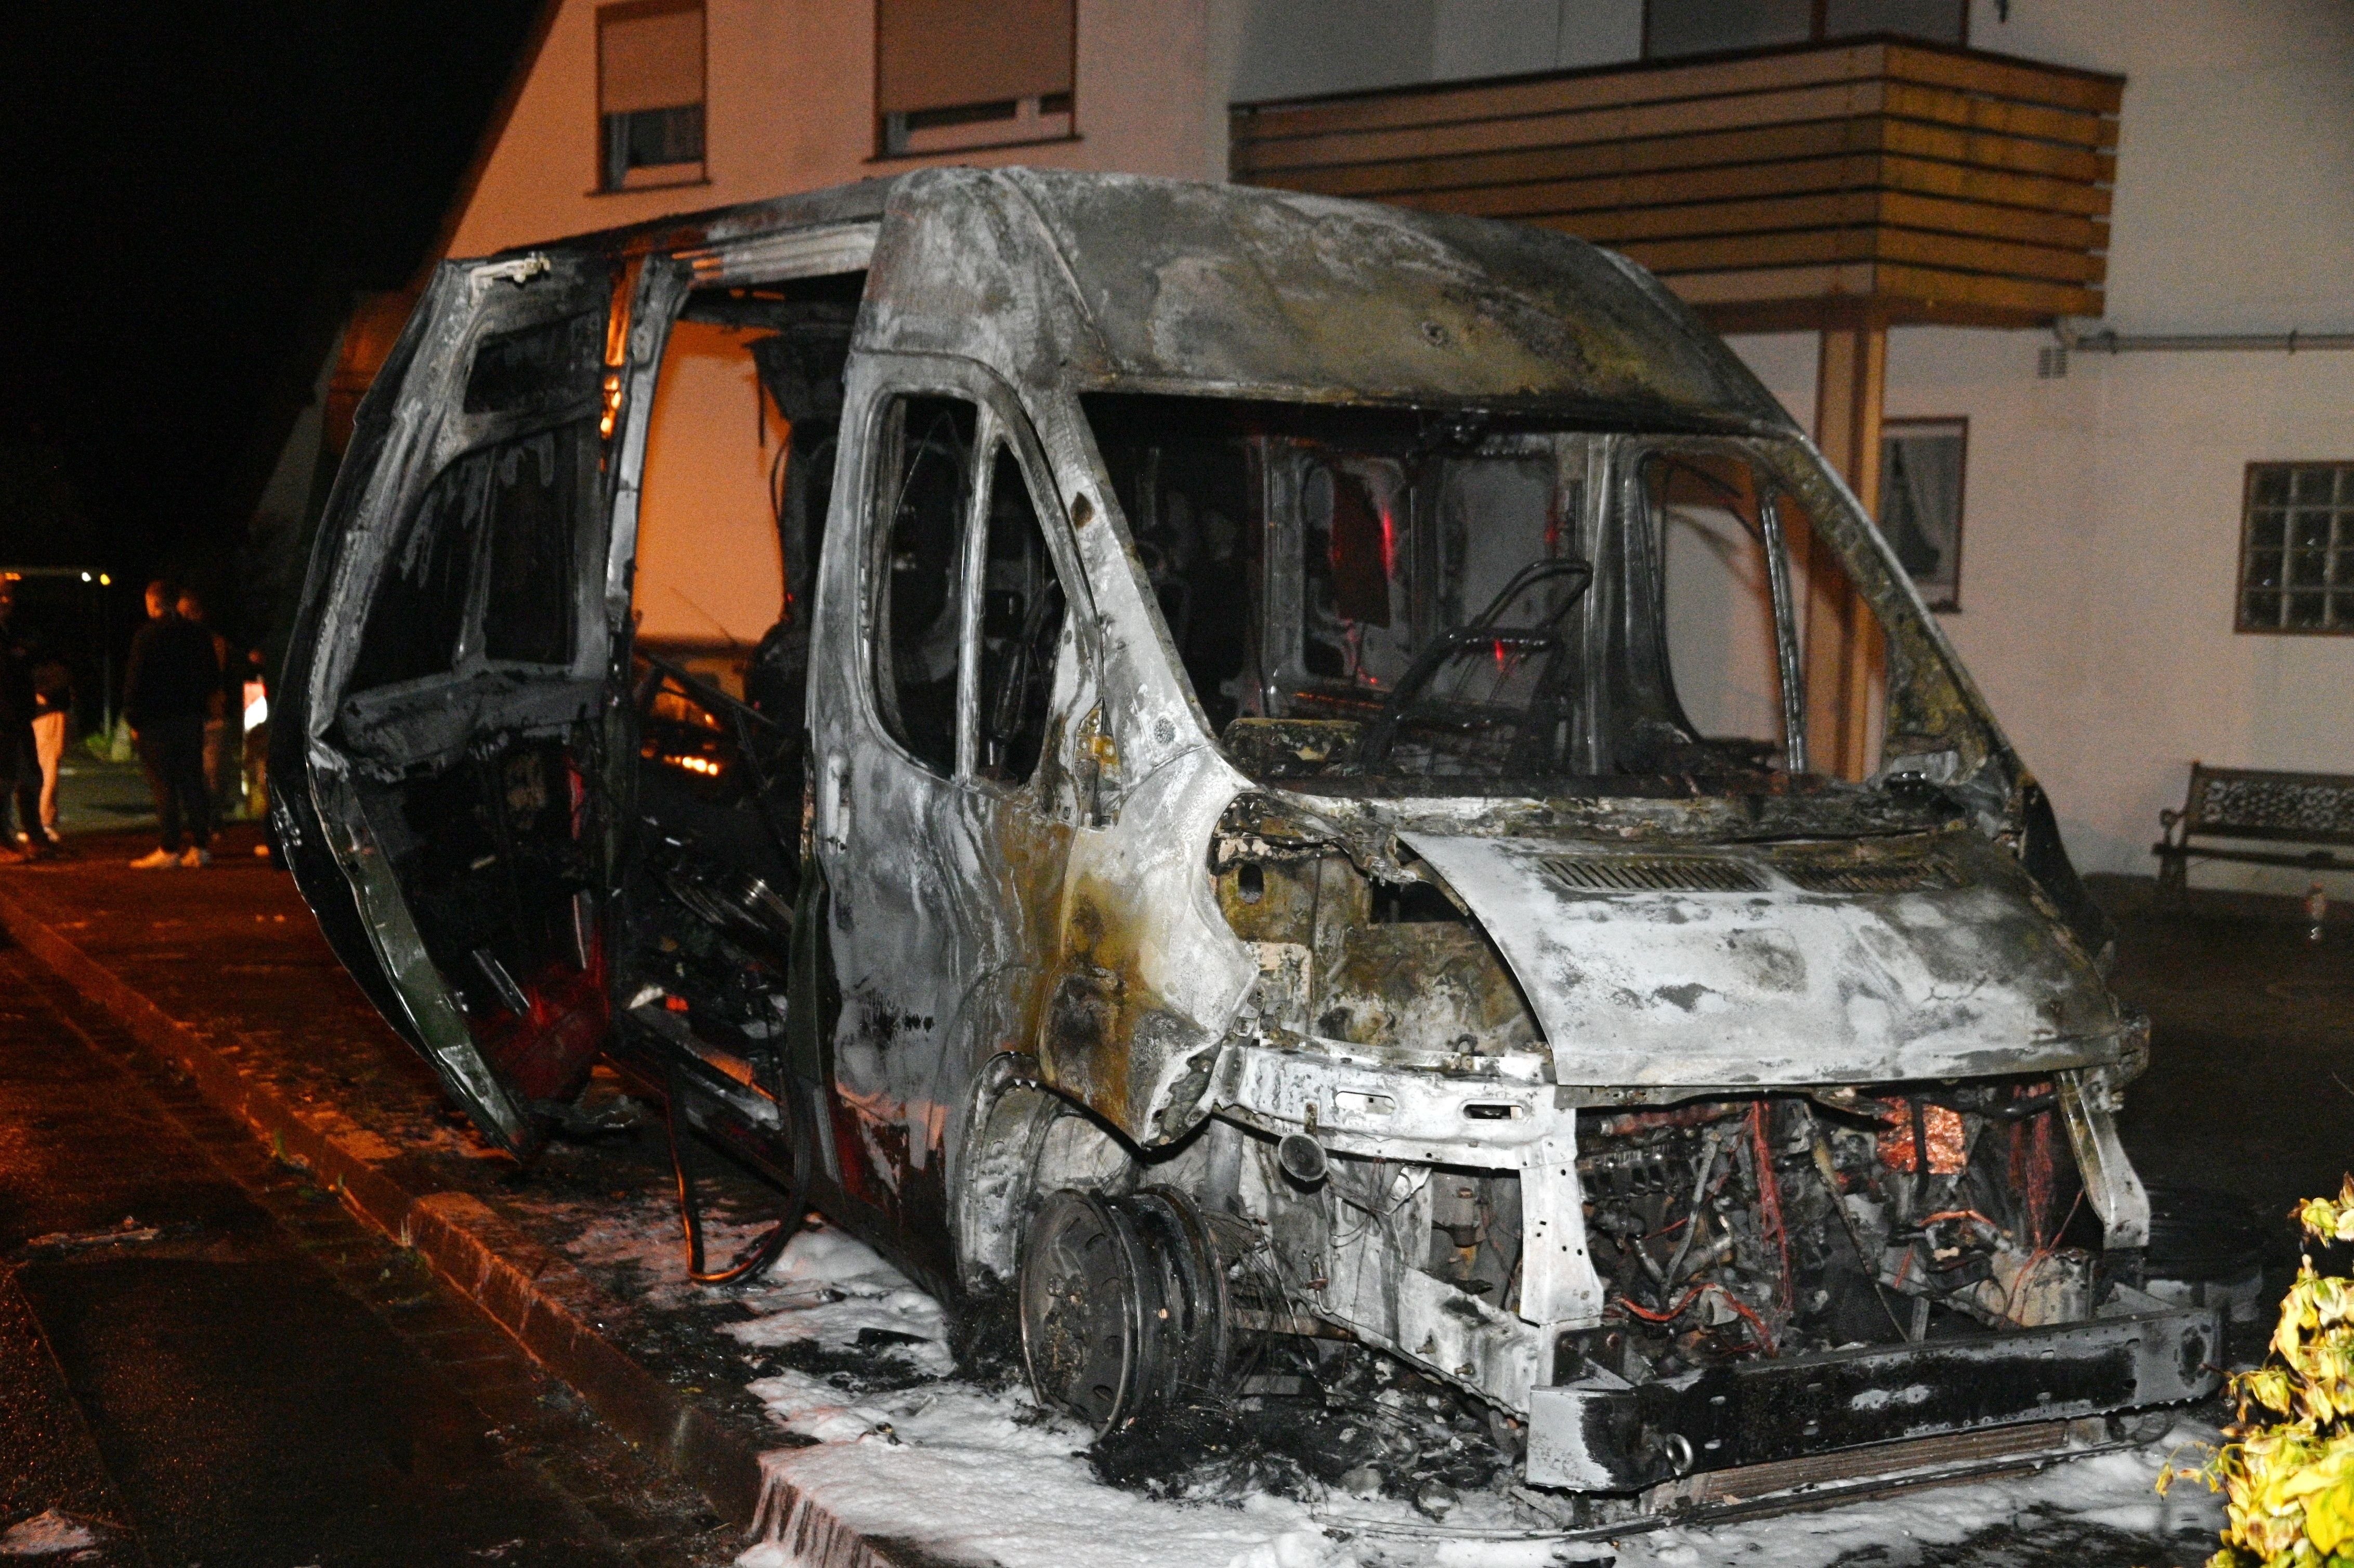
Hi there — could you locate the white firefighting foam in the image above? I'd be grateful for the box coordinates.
[720,1224,2227,1568]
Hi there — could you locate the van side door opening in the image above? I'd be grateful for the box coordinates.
[603,270,867,1195]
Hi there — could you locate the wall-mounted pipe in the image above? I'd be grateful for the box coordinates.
[2054,320,2354,354]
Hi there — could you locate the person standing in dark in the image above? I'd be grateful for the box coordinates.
[30,652,71,843]
[125,579,219,868]
[0,580,47,860]
[176,588,239,820]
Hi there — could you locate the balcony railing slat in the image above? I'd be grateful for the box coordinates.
[1876,151,2113,217]
[1879,41,2125,115]
[1875,189,2104,249]
[1233,43,1891,143]
[1607,226,2103,286]
[1231,38,2123,143]
[1235,82,1898,174]
[1234,73,2114,171]
[1250,148,2115,225]
[1668,261,2103,325]
[1389,185,2104,254]
[1879,81,2116,148]
[1237,95,2111,186]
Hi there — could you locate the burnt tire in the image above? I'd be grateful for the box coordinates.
[1017,1186,1230,1434]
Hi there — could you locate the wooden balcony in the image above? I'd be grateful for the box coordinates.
[1231,38,2123,332]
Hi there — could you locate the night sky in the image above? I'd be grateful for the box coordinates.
[0,2,545,622]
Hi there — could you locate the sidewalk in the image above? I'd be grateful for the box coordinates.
[0,827,804,1545]
[51,757,161,837]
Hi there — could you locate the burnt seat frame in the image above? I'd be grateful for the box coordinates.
[2152,762,2354,900]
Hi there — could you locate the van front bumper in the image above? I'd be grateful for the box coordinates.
[1526,1296,2220,1491]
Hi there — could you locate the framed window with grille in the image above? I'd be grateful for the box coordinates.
[598,0,705,193]
[2239,462,2354,635]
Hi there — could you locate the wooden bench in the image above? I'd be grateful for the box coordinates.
[2153,762,2354,899]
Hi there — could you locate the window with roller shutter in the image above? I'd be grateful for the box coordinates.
[875,0,1075,158]
[598,0,705,192]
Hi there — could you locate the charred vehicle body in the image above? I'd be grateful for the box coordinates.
[276,168,2216,1510]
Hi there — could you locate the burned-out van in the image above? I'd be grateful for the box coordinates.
[276,168,2216,1510]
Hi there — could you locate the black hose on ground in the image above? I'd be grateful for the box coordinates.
[665,1062,812,1286]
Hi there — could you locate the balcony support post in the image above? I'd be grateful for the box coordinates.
[1804,312,1888,780]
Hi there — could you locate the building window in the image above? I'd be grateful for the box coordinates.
[1879,419,1966,612]
[599,0,705,192]
[876,0,1074,159]
[1643,0,1967,60]
[2240,463,2354,634]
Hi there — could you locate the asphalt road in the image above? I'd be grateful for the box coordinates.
[2101,874,2354,1225]
[0,945,736,1566]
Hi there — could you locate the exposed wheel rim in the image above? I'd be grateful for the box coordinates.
[1018,1188,1148,1431]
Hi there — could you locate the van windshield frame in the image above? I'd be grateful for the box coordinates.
[1081,393,1865,799]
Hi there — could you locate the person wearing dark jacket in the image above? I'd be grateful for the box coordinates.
[0,580,46,860]
[125,579,220,868]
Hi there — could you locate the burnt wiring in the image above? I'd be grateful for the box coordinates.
[621,656,821,1287]
[1910,1095,1933,1207]
[2008,1086,2062,1246]
[1580,1089,2108,1362]
[1656,1125,1725,1290]
[1746,1102,1794,1311]
[634,651,803,870]
[2001,1187,2088,1324]
[1617,1280,1777,1353]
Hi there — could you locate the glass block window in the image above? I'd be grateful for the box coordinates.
[2240,463,2354,634]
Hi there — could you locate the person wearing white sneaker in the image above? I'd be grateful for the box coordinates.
[124,580,221,870]
[0,581,46,863]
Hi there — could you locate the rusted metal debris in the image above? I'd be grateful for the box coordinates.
[271,168,2215,1519]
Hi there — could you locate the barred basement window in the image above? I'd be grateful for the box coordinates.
[598,0,705,193]
[2239,462,2354,634]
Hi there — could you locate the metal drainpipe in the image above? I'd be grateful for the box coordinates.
[2040,320,2354,377]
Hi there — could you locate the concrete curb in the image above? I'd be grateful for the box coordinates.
[0,884,851,1556]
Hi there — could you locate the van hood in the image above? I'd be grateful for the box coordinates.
[1398,827,2125,1087]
